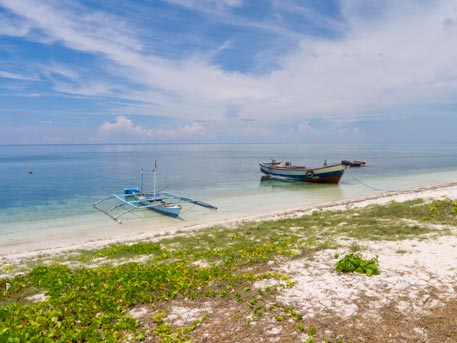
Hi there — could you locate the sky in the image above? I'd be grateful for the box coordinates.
[1,0,457,144]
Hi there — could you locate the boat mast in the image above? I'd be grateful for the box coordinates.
[153,160,157,201]
[140,168,144,193]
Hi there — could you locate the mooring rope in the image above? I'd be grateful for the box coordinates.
[347,169,398,193]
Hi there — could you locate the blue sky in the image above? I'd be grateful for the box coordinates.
[1,0,457,144]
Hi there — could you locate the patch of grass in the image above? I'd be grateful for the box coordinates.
[349,242,364,252]
[363,198,457,225]
[363,199,426,218]
[423,199,457,223]
[307,326,317,335]
[317,240,339,250]
[342,222,432,241]
[81,242,169,261]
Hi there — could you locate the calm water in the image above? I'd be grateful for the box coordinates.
[1,144,457,250]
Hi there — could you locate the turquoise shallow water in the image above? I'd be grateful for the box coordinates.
[1,143,457,252]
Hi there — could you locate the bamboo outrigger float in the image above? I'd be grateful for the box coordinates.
[93,162,217,223]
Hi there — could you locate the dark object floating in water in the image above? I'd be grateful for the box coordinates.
[341,160,368,167]
[27,171,33,174]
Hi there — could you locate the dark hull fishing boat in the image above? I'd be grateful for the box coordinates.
[259,160,347,184]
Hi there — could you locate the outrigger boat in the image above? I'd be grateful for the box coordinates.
[259,160,348,184]
[93,162,217,223]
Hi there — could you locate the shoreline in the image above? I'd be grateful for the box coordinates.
[2,180,457,263]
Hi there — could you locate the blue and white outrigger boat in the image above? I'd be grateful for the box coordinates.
[93,162,217,223]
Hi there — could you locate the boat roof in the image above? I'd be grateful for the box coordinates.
[259,161,343,170]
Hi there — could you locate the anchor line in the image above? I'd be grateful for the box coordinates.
[347,170,398,193]
[180,203,197,213]
[158,184,169,193]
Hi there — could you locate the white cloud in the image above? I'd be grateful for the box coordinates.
[44,64,80,80]
[0,12,30,36]
[98,116,148,136]
[271,0,347,33]
[97,116,208,141]
[224,0,242,7]
[2,0,457,142]
[158,122,207,138]
[297,122,313,134]
[0,0,143,57]
[165,0,243,12]
[262,0,457,120]
[338,127,360,135]
[0,70,38,81]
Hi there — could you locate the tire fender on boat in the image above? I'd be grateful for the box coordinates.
[306,171,314,178]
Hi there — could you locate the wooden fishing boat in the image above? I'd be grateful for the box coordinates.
[259,160,347,184]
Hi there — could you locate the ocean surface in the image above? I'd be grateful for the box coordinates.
[1,143,457,253]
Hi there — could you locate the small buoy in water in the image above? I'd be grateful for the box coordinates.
[27,171,33,174]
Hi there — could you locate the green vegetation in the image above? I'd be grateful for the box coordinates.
[1,197,455,342]
[363,198,457,224]
[336,253,380,276]
[0,250,295,342]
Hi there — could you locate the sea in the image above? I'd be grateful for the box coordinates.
[1,143,457,253]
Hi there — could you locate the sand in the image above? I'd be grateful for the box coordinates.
[266,235,457,320]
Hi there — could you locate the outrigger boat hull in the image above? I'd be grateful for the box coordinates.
[259,161,347,184]
[146,202,180,218]
[129,191,181,218]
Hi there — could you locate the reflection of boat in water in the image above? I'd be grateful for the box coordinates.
[259,176,338,188]
[259,175,314,188]
[259,160,347,184]
[259,176,344,200]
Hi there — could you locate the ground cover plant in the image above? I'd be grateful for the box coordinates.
[335,253,380,276]
[1,198,456,342]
